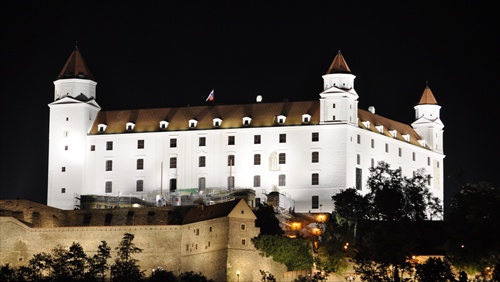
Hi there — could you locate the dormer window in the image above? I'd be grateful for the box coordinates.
[375,125,384,133]
[418,140,426,147]
[189,119,198,128]
[126,122,135,131]
[302,114,311,123]
[389,130,397,138]
[402,134,410,142]
[242,117,252,126]
[362,121,370,129]
[213,118,222,127]
[98,124,107,132]
[159,121,169,129]
[277,115,286,124]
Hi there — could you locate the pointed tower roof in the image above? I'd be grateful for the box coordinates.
[326,50,351,74]
[57,46,94,80]
[418,83,438,105]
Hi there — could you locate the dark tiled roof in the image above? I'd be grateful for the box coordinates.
[418,86,438,105]
[182,199,242,224]
[57,47,94,80]
[327,50,351,74]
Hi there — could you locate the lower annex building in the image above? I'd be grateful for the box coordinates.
[47,48,445,213]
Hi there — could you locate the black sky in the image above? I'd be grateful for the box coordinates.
[1,1,498,214]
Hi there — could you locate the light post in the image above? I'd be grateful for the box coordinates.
[236,270,240,282]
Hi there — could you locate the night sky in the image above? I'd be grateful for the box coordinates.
[1,1,498,214]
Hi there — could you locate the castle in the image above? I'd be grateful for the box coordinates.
[46,47,445,213]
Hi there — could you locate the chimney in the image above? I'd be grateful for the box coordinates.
[256,95,263,102]
[368,106,375,114]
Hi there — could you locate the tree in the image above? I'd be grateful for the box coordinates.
[66,242,87,280]
[415,257,456,282]
[254,203,284,236]
[326,161,443,281]
[0,264,22,282]
[86,240,111,281]
[110,233,145,281]
[252,234,313,270]
[178,271,214,282]
[24,252,52,281]
[149,267,177,282]
[445,182,500,278]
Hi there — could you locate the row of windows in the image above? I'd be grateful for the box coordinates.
[89,132,320,152]
[102,151,321,172]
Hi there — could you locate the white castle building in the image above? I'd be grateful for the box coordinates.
[47,48,444,213]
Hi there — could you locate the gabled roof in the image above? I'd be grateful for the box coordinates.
[57,46,94,80]
[326,50,352,74]
[418,85,438,105]
[183,199,250,224]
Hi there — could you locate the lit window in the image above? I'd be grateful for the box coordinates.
[312,132,319,142]
[106,160,113,171]
[137,159,144,170]
[312,152,319,163]
[254,135,261,144]
[137,140,144,149]
[105,181,112,193]
[199,137,206,146]
[253,175,261,187]
[170,157,177,168]
[279,153,286,164]
[312,173,319,185]
[279,134,286,143]
[136,180,143,192]
[228,155,235,166]
[254,154,261,165]
[278,174,286,186]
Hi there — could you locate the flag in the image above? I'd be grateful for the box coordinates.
[206,89,214,102]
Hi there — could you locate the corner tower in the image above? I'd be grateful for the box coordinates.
[47,47,101,209]
[411,84,444,154]
[319,50,358,125]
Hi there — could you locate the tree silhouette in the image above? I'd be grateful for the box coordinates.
[110,233,145,281]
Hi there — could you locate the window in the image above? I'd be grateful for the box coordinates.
[228,155,235,166]
[253,175,261,187]
[65,145,68,151]
[312,152,319,163]
[312,196,319,209]
[137,140,144,149]
[136,180,144,192]
[169,179,177,192]
[254,135,261,144]
[312,132,319,142]
[399,148,402,157]
[241,224,246,231]
[199,156,206,167]
[371,158,375,168]
[105,181,112,193]
[279,134,286,143]
[228,176,235,190]
[199,137,206,146]
[198,177,206,190]
[61,167,66,172]
[357,154,360,165]
[228,136,235,145]
[137,159,144,170]
[312,173,319,185]
[412,152,416,161]
[371,139,375,148]
[355,168,362,190]
[90,145,95,151]
[170,138,177,148]
[385,143,389,153]
[276,153,286,164]
[254,154,261,165]
[61,188,66,193]
[241,239,246,246]
[357,135,361,144]
[428,157,431,166]
[106,141,113,150]
[278,174,286,186]
[160,121,169,129]
[170,157,177,168]
[106,160,113,171]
